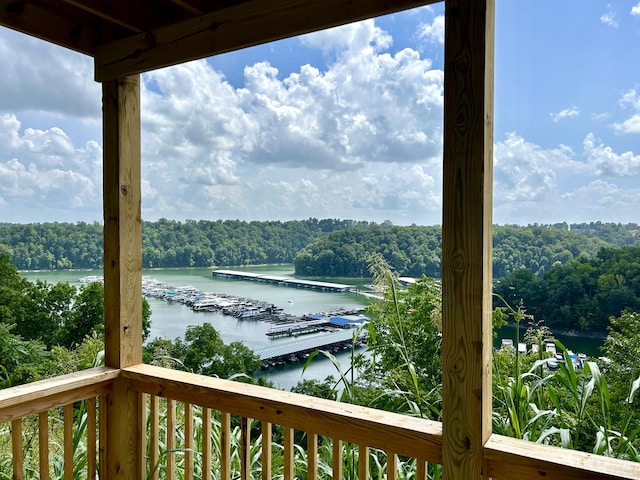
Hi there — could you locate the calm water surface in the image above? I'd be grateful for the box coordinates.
[22,266,370,389]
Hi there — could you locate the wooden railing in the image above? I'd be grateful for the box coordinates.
[1,364,639,479]
[0,367,118,479]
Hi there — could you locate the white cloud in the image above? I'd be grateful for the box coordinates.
[611,89,640,133]
[600,13,618,28]
[0,114,102,221]
[0,29,99,118]
[632,2,640,15]
[583,133,640,176]
[550,106,580,122]
[419,15,445,45]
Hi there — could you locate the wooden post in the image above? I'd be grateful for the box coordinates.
[442,0,494,479]
[102,75,143,479]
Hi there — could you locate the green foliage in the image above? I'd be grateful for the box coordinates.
[144,323,261,379]
[494,246,640,334]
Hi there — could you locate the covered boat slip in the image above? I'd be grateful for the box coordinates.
[1,0,638,479]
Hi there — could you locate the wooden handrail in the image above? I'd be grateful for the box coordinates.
[485,434,640,480]
[122,363,443,463]
[0,367,119,423]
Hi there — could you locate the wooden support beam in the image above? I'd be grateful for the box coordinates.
[102,75,143,479]
[441,0,494,478]
[94,0,437,82]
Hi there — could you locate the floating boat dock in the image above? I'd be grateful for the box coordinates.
[212,270,353,292]
[256,329,364,367]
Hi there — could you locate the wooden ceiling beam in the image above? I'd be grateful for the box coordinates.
[94,0,436,82]
[0,0,100,55]
[59,0,194,33]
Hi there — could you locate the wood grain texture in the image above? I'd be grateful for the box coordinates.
[202,407,212,480]
[333,439,343,479]
[240,417,251,480]
[0,367,117,422]
[64,403,74,480]
[38,412,49,480]
[102,76,142,370]
[12,419,22,480]
[185,403,194,480]
[122,364,443,462]
[261,421,272,480]
[166,399,176,480]
[441,0,494,478]
[149,395,160,480]
[102,76,143,479]
[94,0,436,81]
[284,426,294,480]
[87,397,97,480]
[485,434,640,480]
[307,433,318,480]
[221,411,231,480]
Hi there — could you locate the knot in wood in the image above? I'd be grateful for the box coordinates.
[451,253,465,271]
[120,184,128,195]
[463,436,471,450]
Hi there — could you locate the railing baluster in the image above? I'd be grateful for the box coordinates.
[64,403,74,480]
[12,418,23,480]
[332,438,343,479]
[202,407,211,480]
[99,394,107,479]
[185,403,194,480]
[149,395,159,480]
[261,421,272,480]
[241,417,251,480]
[221,411,231,480]
[387,452,398,480]
[416,459,427,479]
[140,393,148,477]
[307,433,318,480]
[283,427,294,480]
[166,398,176,480]
[87,397,97,480]
[358,444,369,480]
[39,411,49,480]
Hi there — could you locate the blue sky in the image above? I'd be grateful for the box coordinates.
[1,1,639,226]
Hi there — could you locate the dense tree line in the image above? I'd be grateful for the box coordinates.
[1,220,638,279]
[494,246,640,334]
[0,218,368,270]
[295,223,638,279]
[294,223,442,278]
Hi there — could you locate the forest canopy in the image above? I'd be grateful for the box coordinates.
[0,220,638,280]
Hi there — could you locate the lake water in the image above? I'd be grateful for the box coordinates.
[21,266,605,389]
[22,266,370,389]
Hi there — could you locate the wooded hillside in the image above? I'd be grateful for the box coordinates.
[0,220,637,279]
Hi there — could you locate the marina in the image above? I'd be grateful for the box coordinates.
[213,269,354,292]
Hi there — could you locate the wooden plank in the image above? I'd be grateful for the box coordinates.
[307,433,318,480]
[416,459,427,480]
[240,417,251,480]
[102,75,142,370]
[0,367,117,423]
[94,0,437,81]
[139,393,148,477]
[332,439,343,479]
[99,394,107,479]
[387,452,398,480]
[358,444,369,480]
[102,75,142,480]
[185,403,194,480]
[484,434,640,480]
[441,0,494,478]
[261,421,272,480]
[87,397,97,480]
[123,364,443,463]
[166,399,176,480]
[283,427,294,480]
[12,419,23,480]
[0,0,99,55]
[202,407,212,480]
[64,403,74,480]
[220,411,231,480]
[149,396,160,480]
[38,412,49,480]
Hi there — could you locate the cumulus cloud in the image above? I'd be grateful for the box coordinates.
[600,13,618,28]
[611,89,640,133]
[419,15,445,44]
[550,106,580,122]
[583,133,640,176]
[632,2,640,15]
[0,114,102,221]
[0,29,99,118]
